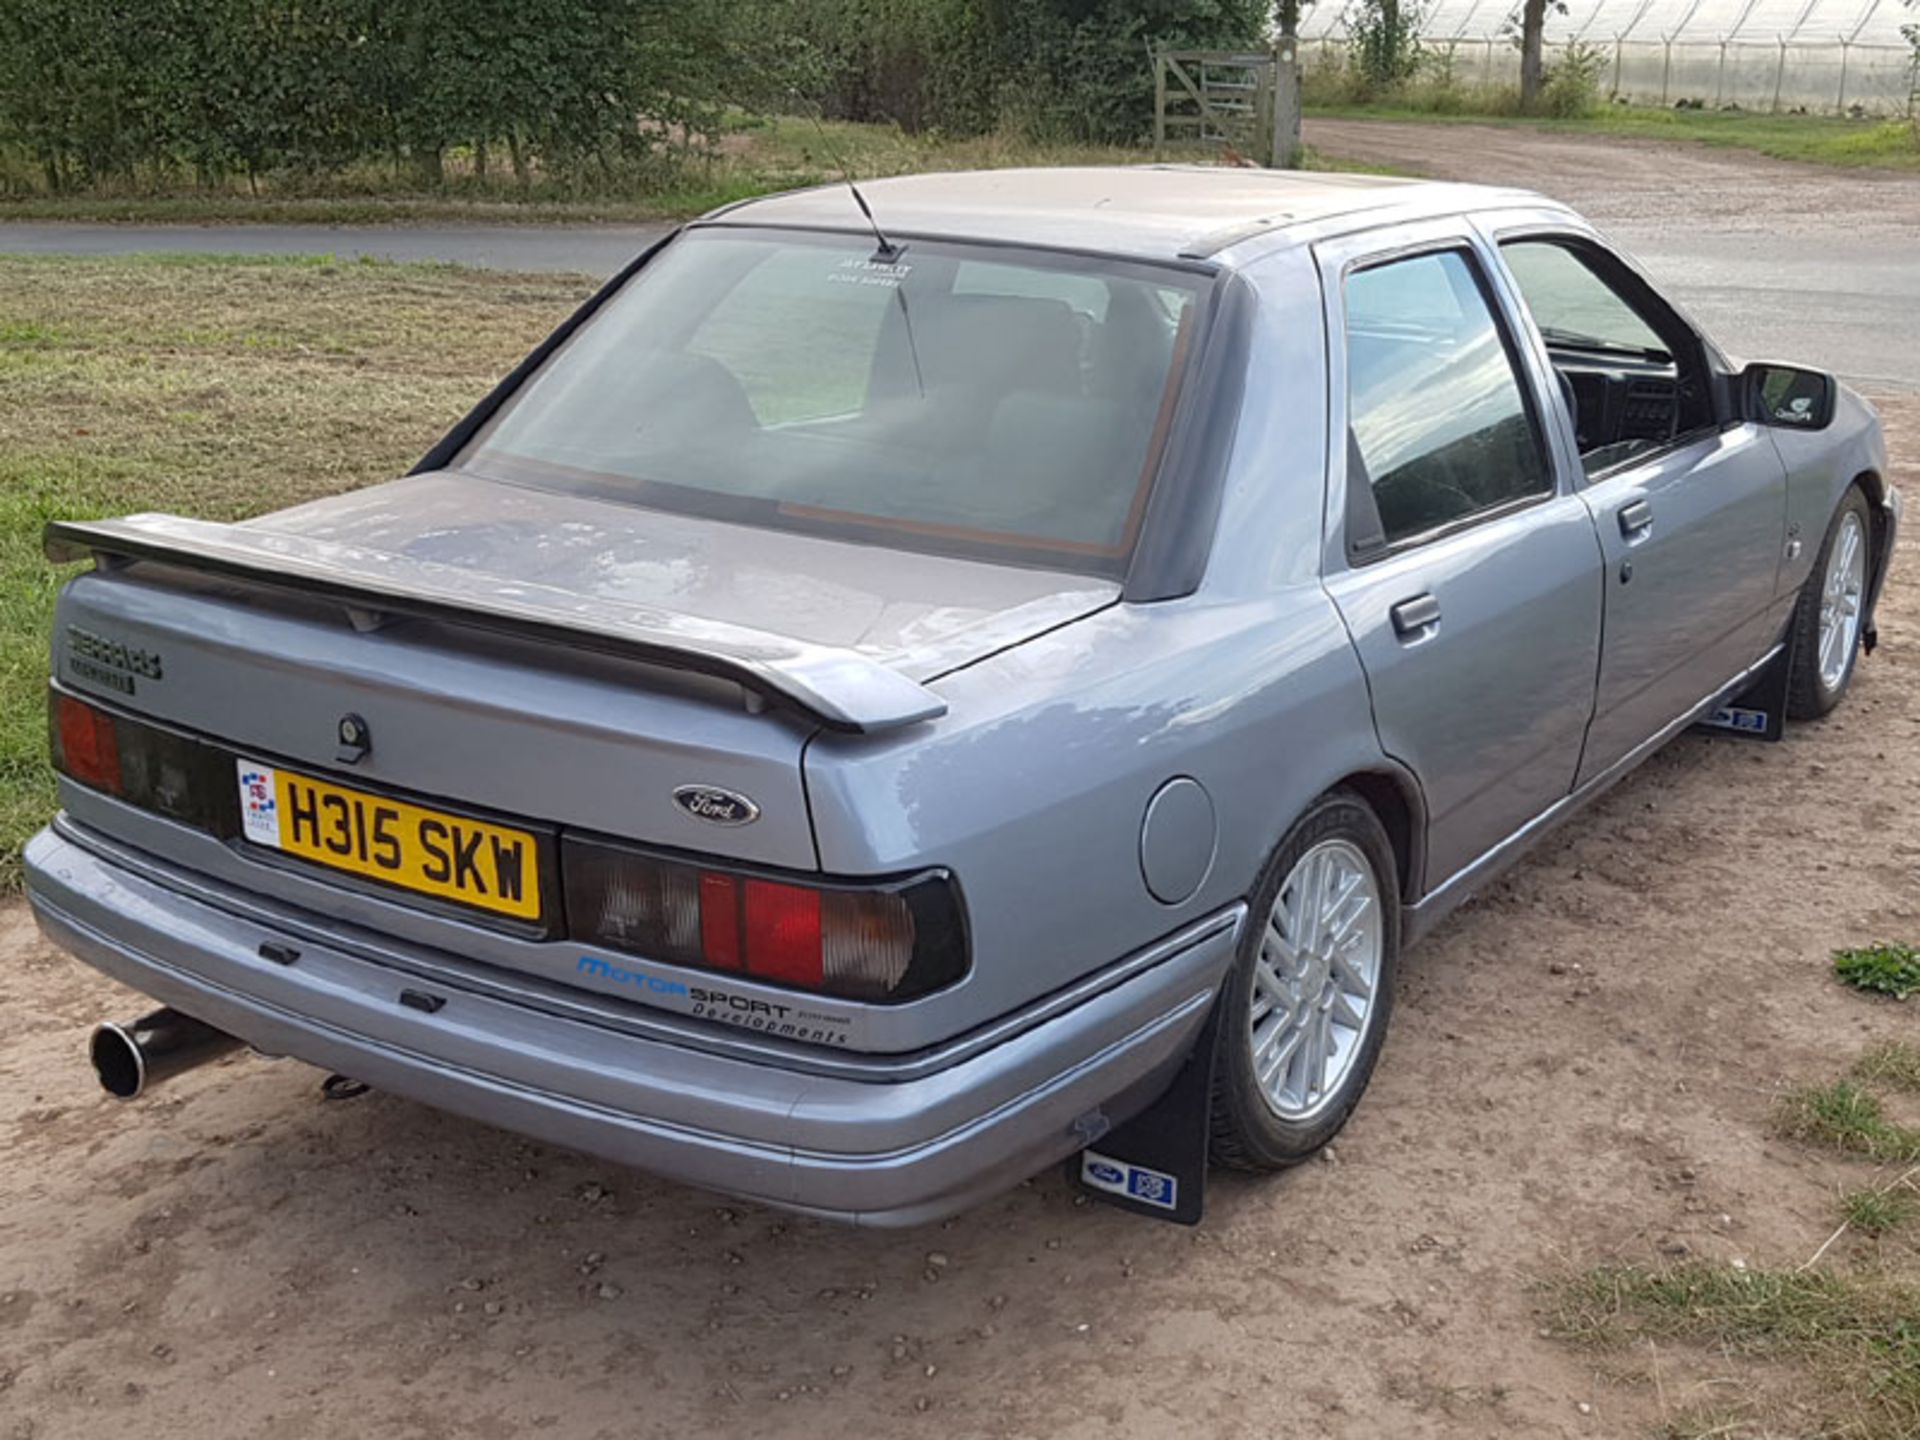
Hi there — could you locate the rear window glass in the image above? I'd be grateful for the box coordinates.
[460,230,1208,573]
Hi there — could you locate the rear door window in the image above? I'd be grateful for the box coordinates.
[1344,248,1552,549]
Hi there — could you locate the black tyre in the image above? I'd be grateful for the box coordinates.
[1209,789,1400,1171]
[1786,486,1873,720]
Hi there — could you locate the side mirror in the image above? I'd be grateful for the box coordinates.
[1744,362,1836,431]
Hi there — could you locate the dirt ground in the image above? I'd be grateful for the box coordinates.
[4,128,1920,1440]
[1304,116,1920,234]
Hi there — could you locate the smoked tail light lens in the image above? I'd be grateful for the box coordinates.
[564,838,967,1003]
[49,688,237,832]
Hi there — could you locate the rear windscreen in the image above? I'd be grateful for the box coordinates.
[458,228,1209,574]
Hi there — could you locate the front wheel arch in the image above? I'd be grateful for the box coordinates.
[1786,483,1873,719]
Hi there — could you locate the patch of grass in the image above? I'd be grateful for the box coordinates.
[1306,100,1920,172]
[1856,1042,1920,1095]
[1548,1263,1920,1439]
[1841,1186,1920,1239]
[1776,1082,1920,1163]
[1836,943,1920,1001]
[0,255,596,886]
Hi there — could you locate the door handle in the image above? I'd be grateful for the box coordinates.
[1389,592,1441,640]
[1617,498,1654,540]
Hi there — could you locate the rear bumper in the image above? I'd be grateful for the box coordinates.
[25,821,1237,1226]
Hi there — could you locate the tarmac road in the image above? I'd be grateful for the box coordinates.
[0,219,673,276]
[0,117,1914,395]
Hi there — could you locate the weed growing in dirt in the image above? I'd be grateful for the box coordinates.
[1835,943,1920,1000]
[1840,1186,1919,1239]
[1547,1263,1920,1440]
[1855,1041,1920,1093]
[1776,1082,1920,1162]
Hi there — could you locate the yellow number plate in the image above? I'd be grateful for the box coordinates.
[235,760,541,921]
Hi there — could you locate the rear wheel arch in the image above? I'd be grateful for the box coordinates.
[1332,768,1426,904]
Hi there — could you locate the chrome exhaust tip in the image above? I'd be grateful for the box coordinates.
[90,1008,242,1100]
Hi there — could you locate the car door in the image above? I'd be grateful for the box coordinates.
[1485,226,1789,785]
[1316,224,1604,893]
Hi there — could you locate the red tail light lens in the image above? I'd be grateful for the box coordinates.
[698,872,743,970]
[565,838,966,1004]
[743,879,823,987]
[52,693,123,795]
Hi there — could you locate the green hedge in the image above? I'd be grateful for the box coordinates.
[771,0,1271,142]
[0,0,737,194]
[0,0,1270,196]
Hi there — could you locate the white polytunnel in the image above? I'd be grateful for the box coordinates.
[1299,0,1919,115]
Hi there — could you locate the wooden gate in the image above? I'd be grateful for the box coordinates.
[1153,40,1301,169]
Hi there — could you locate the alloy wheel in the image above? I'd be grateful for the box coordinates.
[1248,838,1384,1121]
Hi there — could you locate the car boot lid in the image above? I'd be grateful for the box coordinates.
[46,474,1121,735]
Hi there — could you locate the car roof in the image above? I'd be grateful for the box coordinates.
[700,165,1557,265]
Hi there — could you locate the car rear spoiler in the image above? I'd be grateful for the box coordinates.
[44,515,948,735]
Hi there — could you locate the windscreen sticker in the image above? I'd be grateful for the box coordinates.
[828,256,912,289]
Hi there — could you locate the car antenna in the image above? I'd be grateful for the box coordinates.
[846,181,901,262]
[796,98,903,262]
[792,99,921,394]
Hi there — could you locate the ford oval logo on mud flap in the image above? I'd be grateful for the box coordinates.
[673,785,760,827]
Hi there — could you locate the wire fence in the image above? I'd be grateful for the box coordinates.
[1306,33,1917,115]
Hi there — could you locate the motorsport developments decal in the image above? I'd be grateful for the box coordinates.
[64,625,163,696]
[574,955,856,1047]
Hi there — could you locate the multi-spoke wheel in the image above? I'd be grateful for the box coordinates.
[1787,487,1873,720]
[1211,790,1400,1170]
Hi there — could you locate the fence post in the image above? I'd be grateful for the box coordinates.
[1714,37,1727,108]
[1836,37,1850,114]
[1154,51,1167,160]
[1271,37,1302,170]
[1771,38,1785,112]
[1661,38,1673,105]
[1612,35,1624,96]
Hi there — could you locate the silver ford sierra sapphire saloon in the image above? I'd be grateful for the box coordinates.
[26,168,1898,1225]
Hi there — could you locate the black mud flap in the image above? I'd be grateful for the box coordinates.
[1066,1000,1223,1226]
[1692,635,1794,743]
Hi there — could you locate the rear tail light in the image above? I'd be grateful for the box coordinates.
[53,691,123,794]
[50,688,235,830]
[565,838,967,1003]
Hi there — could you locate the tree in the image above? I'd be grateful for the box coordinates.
[1904,1,1919,140]
[1345,0,1422,92]
[1517,0,1548,112]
